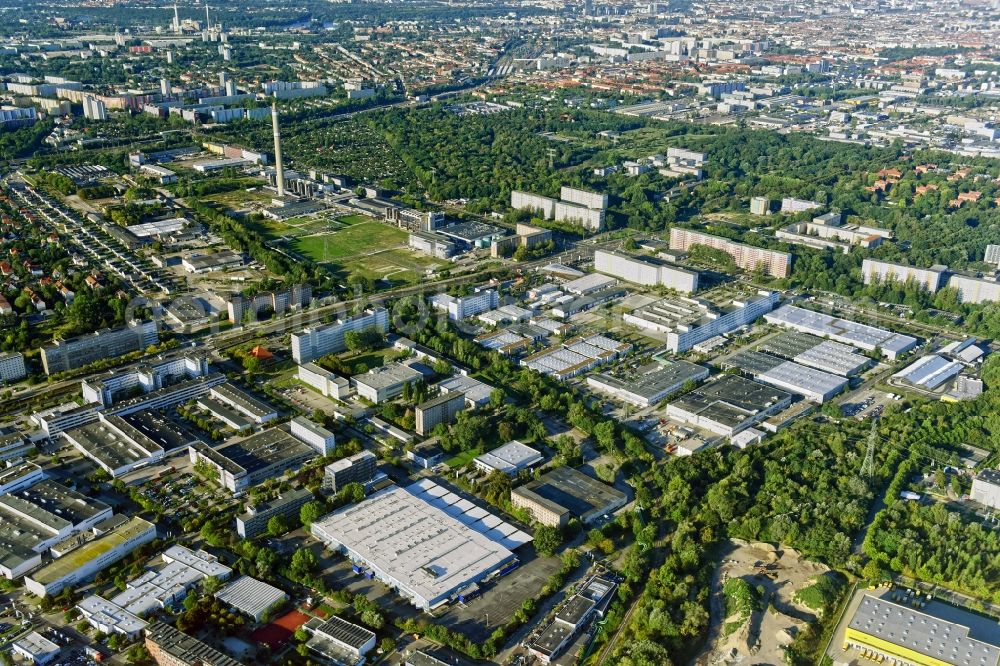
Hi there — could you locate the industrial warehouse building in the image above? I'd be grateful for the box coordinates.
[214,575,288,622]
[892,354,964,391]
[521,335,632,380]
[666,374,793,438]
[512,467,627,528]
[61,415,166,478]
[594,249,699,293]
[843,593,1000,666]
[624,289,779,353]
[764,305,917,360]
[587,360,710,407]
[757,331,872,377]
[311,482,529,610]
[305,615,376,666]
[724,350,848,403]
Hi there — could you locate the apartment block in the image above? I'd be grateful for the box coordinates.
[41,321,159,375]
[669,228,791,278]
[291,308,389,364]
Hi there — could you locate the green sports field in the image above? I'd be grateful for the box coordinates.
[289,221,446,285]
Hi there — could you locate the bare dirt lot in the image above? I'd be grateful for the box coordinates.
[694,539,830,666]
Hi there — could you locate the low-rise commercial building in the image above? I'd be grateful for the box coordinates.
[431,289,499,321]
[353,363,423,404]
[724,350,848,403]
[305,615,376,666]
[512,467,626,528]
[25,517,157,597]
[181,250,244,273]
[473,441,543,476]
[214,576,288,622]
[522,334,632,381]
[11,632,60,665]
[208,383,278,425]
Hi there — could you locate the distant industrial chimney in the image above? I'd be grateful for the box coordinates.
[173,3,180,34]
[271,102,285,197]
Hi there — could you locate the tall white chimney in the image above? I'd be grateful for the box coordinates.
[272,102,285,197]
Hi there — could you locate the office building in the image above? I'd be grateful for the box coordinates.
[473,441,543,476]
[431,289,499,321]
[843,593,1000,666]
[31,402,102,437]
[666,375,793,438]
[206,383,277,425]
[948,274,1000,304]
[862,259,946,293]
[352,363,423,404]
[669,228,791,278]
[214,576,288,623]
[971,469,1000,509]
[323,451,378,493]
[723,350,848,403]
[311,484,524,611]
[587,360,710,407]
[236,488,313,538]
[41,321,159,375]
[297,363,350,400]
[61,414,166,478]
[189,428,318,494]
[144,622,243,666]
[415,392,466,436]
[512,467,626,528]
[625,289,779,353]
[594,250,699,293]
[25,517,157,597]
[437,374,493,408]
[291,308,389,364]
[82,96,108,121]
[305,615,376,666]
[289,416,336,455]
[83,355,210,407]
[529,576,616,664]
[764,305,917,360]
[0,351,25,383]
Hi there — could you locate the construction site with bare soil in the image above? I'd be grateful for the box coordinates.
[694,539,838,666]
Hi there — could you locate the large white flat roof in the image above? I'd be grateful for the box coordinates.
[311,485,517,609]
[764,305,916,357]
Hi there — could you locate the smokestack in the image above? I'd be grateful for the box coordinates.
[272,102,285,197]
[173,3,180,34]
[205,3,211,30]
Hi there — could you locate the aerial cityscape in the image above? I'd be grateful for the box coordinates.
[0,1,999,665]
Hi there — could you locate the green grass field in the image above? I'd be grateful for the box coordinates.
[446,449,481,469]
[337,214,373,226]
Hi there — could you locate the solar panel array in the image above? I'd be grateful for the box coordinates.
[407,479,532,550]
